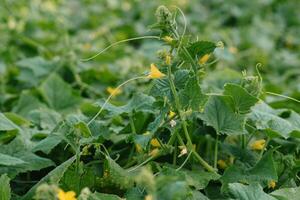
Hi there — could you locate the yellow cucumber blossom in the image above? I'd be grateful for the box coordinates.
[57,189,76,200]
[147,64,165,79]
[168,111,176,118]
[106,87,122,97]
[217,159,228,169]
[163,36,173,44]
[268,180,276,189]
[199,54,210,65]
[150,138,161,147]
[251,139,266,150]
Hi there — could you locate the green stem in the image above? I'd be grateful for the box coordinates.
[214,133,219,169]
[171,29,199,80]
[166,63,215,172]
[241,134,246,149]
[129,114,136,134]
[75,148,81,192]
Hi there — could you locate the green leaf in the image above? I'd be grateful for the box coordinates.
[179,77,207,111]
[221,151,277,189]
[186,41,216,59]
[16,56,56,87]
[249,102,300,139]
[74,121,92,138]
[0,153,26,166]
[0,112,19,131]
[21,156,75,200]
[228,183,277,200]
[32,134,62,154]
[100,156,135,190]
[39,74,81,111]
[162,167,221,190]
[60,163,96,194]
[223,83,258,114]
[12,91,45,117]
[200,95,246,135]
[0,136,55,178]
[97,93,156,117]
[270,187,300,200]
[89,192,122,200]
[4,112,31,127]
[0,174,11,200]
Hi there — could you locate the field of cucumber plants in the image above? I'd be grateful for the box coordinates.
[0,0,300,200]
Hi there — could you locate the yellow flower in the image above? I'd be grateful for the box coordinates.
[145,194,153,200]
[251,139,266,150]
[147,64,165,79]
[163,36,173,44]
[168,111,176,119]
[217,160,228,170]
[165,54,171,65]
[106,87,122,97]
[198,54,210,65]
[268,180,276,189]
[57,189,76,200]
[135,144,143,153]
[150,138,161,148]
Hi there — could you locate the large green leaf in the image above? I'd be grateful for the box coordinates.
[0,153,26,166]
[39,74,81,111]
[16,56,56,87]
[200,95,246,135]
[12,91,45,117]
[0,136,55,178]
[186,41,216,59]
[249,102,300,138]
[179,77,207,111]
[223,83,258,114]
[228,183,277,200]
[0,174,11,200]
[161,167,221,190]
[0,113,19,131]
[221,151,277,189]
[21,156,75,200]
[270,187,300,200]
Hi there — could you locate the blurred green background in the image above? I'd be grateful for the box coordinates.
[0,0,299,111]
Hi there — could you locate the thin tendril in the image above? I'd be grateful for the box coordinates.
[172,6,187,55]
[176,151,192,171]
[265,92,300,104]
[87,76,146,126]
[80,36,160,62]
[127,156,154,172]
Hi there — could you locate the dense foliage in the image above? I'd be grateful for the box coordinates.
[0,0,300,200]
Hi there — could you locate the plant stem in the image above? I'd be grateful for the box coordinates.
[241,134,246,149]
[129,114,136,134]
[214,133,219,169]
[166,63,215,172]
[171,29,199,81]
